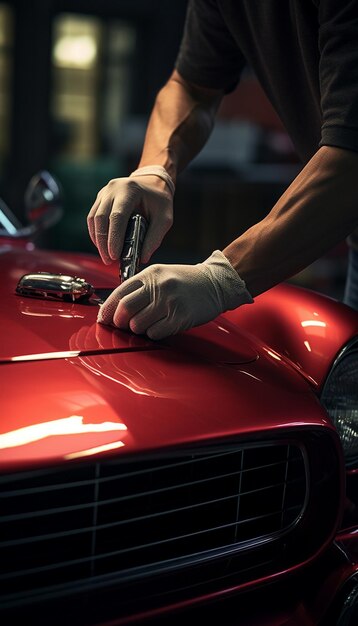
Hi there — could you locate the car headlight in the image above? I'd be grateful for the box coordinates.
[321,338,358,466]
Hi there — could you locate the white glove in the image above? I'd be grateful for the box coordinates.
[87,166,174,265]
[97,250,253,340]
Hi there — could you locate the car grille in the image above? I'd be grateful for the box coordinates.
[0,442,306,609]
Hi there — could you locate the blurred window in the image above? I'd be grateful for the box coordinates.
[51,14,135,160]
[0,3,13,171]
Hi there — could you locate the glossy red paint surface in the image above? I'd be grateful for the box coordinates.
[0,339,330,469]
[1,242,357,625]
[0,248,257,362]
[224,283,358,390]
[0,246,353,469]
[3,246,358,378]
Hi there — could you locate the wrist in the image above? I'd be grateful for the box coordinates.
[202,250,254,310]
[130,165,175,197]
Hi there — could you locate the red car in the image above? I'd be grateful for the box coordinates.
[0,173,357,625]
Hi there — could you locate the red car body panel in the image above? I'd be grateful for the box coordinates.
[224,282,358,390]
[0,246,341,471]
[0,343,333,469]
[1,242,357,625]
[3,246,358,384]
[1,247,257,362]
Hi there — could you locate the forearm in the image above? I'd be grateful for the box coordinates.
[224,146,358,297]
[138,70,223,182]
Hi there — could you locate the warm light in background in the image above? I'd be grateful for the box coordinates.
[51,13,136,160]
[51,14,102,158]
[53,34,97,69]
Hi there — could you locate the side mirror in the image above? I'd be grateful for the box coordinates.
[24,170,63,230]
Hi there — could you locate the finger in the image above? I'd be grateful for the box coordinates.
[87,198,100,246]
[87,210,98,247]
[108,210,128,261]
[97,279,147,326]
[107,180,142,260]
[94,200,114,264]
[97,285,122,325]
[96,233,112,265]
[146,317,174,340]
[141,214,172,264]
[98,277,144,323]
[117,277,145,298]
[129,302,167,335]
[113,286,150,329]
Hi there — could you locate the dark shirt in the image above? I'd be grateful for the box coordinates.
[175,0,358,163]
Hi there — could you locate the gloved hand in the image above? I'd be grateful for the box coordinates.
[97,250,253,340]
[87,168,174,265]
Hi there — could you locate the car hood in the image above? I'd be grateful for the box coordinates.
[0,247,258,364]
[0,247,332,470]
[1,333,329,470]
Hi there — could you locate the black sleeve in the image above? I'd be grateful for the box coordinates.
[175,0,246,93]
[318,0,358,152]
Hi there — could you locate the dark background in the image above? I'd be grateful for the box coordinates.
[0,0,348,298]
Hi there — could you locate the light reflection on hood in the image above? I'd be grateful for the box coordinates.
[0,415,127,450]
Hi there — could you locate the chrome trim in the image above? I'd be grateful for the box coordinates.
[324,337,358,379]
[120,214,148,282]
[15,272,94,302]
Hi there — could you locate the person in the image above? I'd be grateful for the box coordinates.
[88,0,358,340]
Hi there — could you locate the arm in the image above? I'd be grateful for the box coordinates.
[98,0,358,339]
[87,70,223,264]
[225,0,358,298]
[88,0,244,266]
[224,145,358,296]
[98,145,358,339]
[137,69,223,182]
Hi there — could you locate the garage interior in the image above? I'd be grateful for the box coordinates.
[0,0,349,298]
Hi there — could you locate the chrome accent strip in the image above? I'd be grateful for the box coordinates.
[15,272,94,302]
